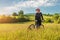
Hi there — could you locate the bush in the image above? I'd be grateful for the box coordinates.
[53,13,60,23]
[0,15,30,23]
[53,13,60,21]
[18,17,30,22]
[0,16,18,23]
[45,18,54,23]
[12,12,18,16]
[53,15,59,21]
[57,17,60,24]
[43,14,53,16]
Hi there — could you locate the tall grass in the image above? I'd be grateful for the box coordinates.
[0,23,60,40]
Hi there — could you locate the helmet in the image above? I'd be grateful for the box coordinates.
[36,8,40,11]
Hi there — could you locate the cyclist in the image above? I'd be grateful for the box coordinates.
[35,8,44,29]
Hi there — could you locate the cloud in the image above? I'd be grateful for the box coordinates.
[15,0,56,8]
[0,0,57,15]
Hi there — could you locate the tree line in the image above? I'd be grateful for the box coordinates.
[44,13,60,23]
[0,10,30,23]
[0,10,60,23]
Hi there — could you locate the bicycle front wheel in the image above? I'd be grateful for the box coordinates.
[28,24,35,30]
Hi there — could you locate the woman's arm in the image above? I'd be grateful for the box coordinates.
[41,12,44,20]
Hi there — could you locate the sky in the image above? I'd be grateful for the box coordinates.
[0,0,60,15]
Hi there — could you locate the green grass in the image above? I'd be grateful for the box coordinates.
[0,22,60,40]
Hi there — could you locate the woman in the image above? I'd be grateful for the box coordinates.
[35,8,44,29]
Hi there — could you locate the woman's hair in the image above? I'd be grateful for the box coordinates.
[36,8,40,11]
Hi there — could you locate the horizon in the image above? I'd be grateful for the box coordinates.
[0,0,60,15]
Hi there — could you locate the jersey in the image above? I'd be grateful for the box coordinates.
[35,12,43,20]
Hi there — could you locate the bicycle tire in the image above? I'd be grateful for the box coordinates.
[41,24,44,28]
[28,24,35,30]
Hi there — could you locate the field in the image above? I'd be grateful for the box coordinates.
[0,21,60,40]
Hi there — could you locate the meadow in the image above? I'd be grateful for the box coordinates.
[0,21,60,40]
[0,12,60,40]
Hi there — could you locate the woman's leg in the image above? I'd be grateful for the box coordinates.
[35,20,38,28]
[38,20,41,28]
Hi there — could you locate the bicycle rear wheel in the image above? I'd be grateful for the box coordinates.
[40,24,44,28]
[28,24,35,30]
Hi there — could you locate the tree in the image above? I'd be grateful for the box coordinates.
[53,13,60,23]
[18,10,24,18]
[53,13,59,20]
[12,12,18,16]
[54,13,59,15]
[57,17,60,23]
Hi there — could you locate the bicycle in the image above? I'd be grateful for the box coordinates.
[27,20,44,30]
